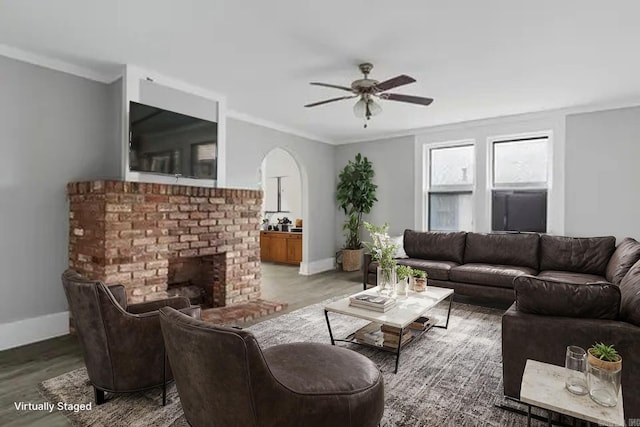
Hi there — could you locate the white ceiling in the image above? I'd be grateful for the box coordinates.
[1,0,640,144]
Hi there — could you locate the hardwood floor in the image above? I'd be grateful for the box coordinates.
[0,334,83,426]
[0,263,362,426]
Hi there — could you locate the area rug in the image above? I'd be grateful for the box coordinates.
[39,298,533,426]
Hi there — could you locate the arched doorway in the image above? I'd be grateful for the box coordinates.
[259,147,308,274]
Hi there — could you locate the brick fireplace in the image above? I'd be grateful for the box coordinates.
[67,180,262,307]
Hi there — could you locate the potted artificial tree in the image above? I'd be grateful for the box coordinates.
[336,153,377,271]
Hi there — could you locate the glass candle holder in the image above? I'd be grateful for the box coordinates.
[565,346,588,395]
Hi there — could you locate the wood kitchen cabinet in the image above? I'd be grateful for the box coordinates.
[260,231,302,265]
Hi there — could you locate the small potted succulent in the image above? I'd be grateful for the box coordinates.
[395,265,413,296]
[412,269,428,292]
[586,342,622,407]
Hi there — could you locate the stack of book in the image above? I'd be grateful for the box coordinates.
[354,322,384,346]
[380,324,413,349]
[408,316,430,331]
[348,294,396,312]
[379,317,430,349]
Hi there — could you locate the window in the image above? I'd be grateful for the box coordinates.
[427,144,474,231]
[491,136,549,232]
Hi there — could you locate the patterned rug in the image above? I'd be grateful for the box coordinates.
[39,298,533,426]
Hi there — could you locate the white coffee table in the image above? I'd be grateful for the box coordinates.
[324,286,454,373]
[520,359,625,427]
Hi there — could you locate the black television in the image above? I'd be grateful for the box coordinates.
[129,101,218,180]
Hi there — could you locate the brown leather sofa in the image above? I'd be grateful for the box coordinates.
[503,239,640,424]
[364,230,619,303]
[364,231,640,422]
[159,306,385,427]
[61,270,201,404]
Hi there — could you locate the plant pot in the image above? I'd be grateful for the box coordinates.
[587,351,622,407]
[414,278,427,292]
[396,277,409,296]
[342,248,363,272]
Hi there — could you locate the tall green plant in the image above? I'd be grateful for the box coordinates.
[337,153,377,249]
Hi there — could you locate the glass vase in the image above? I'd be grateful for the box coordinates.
[587,360,622,407]
[377,265,397,296]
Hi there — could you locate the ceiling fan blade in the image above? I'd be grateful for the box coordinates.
[310,82,354,92]
[304,95,357,108]
[379,93,434,106]
[374,75,416,92]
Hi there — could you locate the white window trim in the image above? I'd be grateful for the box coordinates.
[487,130,554,231]
[423,139,476,231]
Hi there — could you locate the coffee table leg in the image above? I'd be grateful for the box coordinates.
[324,310,335,345]
[527,405,531,427]
[433,294,454,329]
[394,327,404,374]
[443,294,453,329]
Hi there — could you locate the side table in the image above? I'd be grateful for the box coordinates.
[520,359,624,427]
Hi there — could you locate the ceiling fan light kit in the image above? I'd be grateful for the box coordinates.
[305,62,434,128]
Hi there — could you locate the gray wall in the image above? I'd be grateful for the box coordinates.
[226,118,336,263]
[0,56,119,323]
[334,135,416,244]
[565,106,640,241]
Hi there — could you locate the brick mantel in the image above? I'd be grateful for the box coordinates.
[67,180,262,306]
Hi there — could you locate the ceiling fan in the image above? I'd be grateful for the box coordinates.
[304,63,434,128]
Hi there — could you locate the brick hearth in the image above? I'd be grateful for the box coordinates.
[67,180,263,307]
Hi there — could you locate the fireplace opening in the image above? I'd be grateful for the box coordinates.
[167,256,209,307]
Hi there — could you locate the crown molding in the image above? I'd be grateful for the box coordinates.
[337,96,640,145]
[0,43,121,84]
[226,109,335,145]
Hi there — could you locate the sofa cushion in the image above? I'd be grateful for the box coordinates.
[403,230,466,264]
[390,235,408,258]
[449,263,537,288]
[396,258,458,281]
[540,235,616,275]
[514,275,620,319]
[619,259,640,326]
[537,270,607,285]
[464,232,539,270]
[606,237,640,286]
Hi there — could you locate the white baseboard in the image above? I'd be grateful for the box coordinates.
[0,311,69,352]
[299,258,335,275]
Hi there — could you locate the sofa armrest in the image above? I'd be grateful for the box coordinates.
[178,305,202,320]
[127,296,191,314]
[107,284,127,309]
[502,305,640,423]
[514,275,620,319]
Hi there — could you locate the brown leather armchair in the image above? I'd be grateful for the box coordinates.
[159,307,385,427]
[61,269,201,405]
